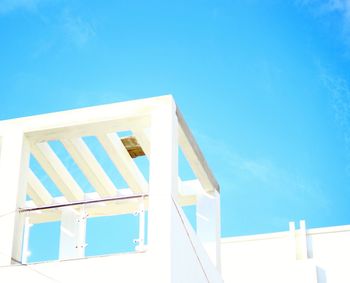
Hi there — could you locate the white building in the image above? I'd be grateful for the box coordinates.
[222,221,350,283]
[0,96,348,282]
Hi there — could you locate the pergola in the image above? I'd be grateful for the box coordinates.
[0,95,221,281]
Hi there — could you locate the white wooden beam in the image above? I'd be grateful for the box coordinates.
[27,169,53,206]
[30,142,84,201]
[0,96,173,142]
[177,109,219,192]
[28,210,61,224]
[97,133,148,194]
[61,138,118,197]
[27,116,150,144]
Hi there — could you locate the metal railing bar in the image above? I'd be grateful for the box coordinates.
[19,194,148,213]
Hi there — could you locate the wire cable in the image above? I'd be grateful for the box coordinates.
[0,210,16,219]
[0,250,61,282]
[171,197,211,283]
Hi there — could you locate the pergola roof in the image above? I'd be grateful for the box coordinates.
[0,95,219,224]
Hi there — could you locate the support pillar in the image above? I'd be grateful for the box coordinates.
[0,131,30,266]
[147,97,178,282]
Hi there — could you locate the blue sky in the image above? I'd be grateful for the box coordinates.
[1,0,350,260]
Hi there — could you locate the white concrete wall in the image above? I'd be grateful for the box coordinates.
[172,200,223,283]
[221,224,350,283]
[0,252,149,283]
[308,227,350,283]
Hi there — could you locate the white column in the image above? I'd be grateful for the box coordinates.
[147,97,178,282]
[289,220,308,260]
[289,221,297,260]
[0,131,30,266]
[59,208,87,260]
[196,190,221,271]
[296,220,308,260]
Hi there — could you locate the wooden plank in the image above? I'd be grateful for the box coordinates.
[30,142,84,201]
[27,169,53,206]
[121,136,145,158]
[97,133,148,194]
[176,108,220,192]
[61,138,118,197]
[28,211,61,224]
[27,116,150,144]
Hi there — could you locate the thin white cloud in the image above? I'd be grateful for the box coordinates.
[196,132,331,210]
[0,1,95,49]
[297,0,350,45]
[61,9,96,47]
[320,66,350,169]
[0,0,42,14]
[322,0,350,17]
[322,1,350,36]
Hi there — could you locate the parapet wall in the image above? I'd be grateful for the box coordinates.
[221,223,350,283]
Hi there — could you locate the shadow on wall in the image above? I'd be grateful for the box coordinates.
[317,267,327,283]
